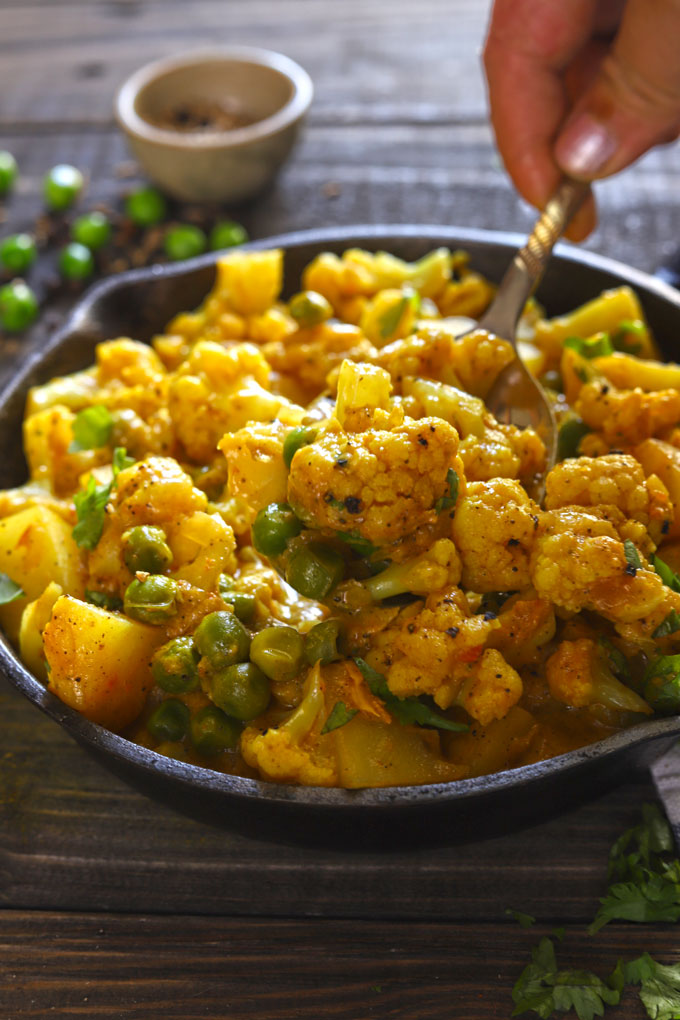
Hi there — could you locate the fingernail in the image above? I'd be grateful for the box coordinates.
[555,113,618,177]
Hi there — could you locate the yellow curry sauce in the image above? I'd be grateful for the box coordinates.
[2,245,680,788]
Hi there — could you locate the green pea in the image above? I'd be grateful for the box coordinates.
[208,661,270,721]
[194,610,251,669]
[147,698,190,742]
[250,625,305,682]
[123,525,173,574]
[252,502,302,557]
[209,220,248,250]
[152,637,200,694]
[218,575,257,623]
[0,151,18,196]
[125,186,167,227]
[190,705,242,754]
[283,426,316,469]
[0,234,36,274]
[59,242,94,281]
[288,290,333,327]
[71,211,111,250]
[286,543,345,599]
[124,574,178,624]
[164,224,207,261]
[304,619,342,665]
[0,279,38,332]
[44,164,84,211]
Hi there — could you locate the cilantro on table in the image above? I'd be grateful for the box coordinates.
[509,803,680,1020]
[68,404,113,452]
[354,657,468,733]
[589,802,680,933]
[72,446,134,550]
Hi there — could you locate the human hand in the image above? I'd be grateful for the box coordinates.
[483,0,680,239]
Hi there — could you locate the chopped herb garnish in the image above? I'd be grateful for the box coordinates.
[563,333,614,359]
[653,555,680,593]
[335,530,378,559]
[642,654,680,715]
[434,468,459,514]
[653,609,680,640]
[557,418,590,461]
[0,572,24,605]
[597,636,631,682]
[85,589,123,612]
[611,319,646,355]
[72,446,133,550]
[321,701,358,734]
[68,404,113,453]
[354,657,468,733]
[623,539,642,570]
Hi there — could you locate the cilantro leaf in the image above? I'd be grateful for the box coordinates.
[354,657,468,733]
[624,539,643,570]
[321,701,358,734]
[85,589,123,612]
[563,334,614,359]
[72,447,134,550]
[0,572,24,605]
[335,530,379,559]
[653,610,680,640]
[434,468,459,514]
[72,474,111,550]
[512,935,622,1019]
[589,803,680,933]
[505,908,536,929]
[68,404,114,453]
[653,556,680,594]
[625,953,680,1020]
[642,656,680,715]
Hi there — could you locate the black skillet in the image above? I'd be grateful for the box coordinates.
[2,224,680,849]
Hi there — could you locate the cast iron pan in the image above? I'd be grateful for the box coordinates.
[3,225,680,849]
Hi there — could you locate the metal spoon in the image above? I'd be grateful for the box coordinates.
[454,178,589,486]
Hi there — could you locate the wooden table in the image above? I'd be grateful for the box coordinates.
[2,2,680,1016]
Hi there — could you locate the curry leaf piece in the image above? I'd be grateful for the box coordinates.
[0,572,24,604]
[321,701,358,734]
[625,953,680,1020]
[511,935,622,1019]
[624,539,642,570]
[653,556,680,594]
[354,657,468,733]
[589,802,680,933]
[72,474,111,550]
[68,404,114,453]
[434,468,459,514]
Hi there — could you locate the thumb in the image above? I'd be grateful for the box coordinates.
[554,0,680,179]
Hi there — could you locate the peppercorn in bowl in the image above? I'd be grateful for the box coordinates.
[3,225,680,845]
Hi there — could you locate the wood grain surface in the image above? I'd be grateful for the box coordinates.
[2,1,680,1017]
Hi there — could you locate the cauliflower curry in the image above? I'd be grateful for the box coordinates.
[3,245,680,788]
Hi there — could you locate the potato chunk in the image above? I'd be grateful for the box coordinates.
[43,595,164,730]
[0,505,84,642]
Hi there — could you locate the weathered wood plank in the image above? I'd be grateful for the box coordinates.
[0,676,665,922]
[0,912,672,1019]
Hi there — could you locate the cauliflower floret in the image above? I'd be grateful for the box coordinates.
[545,454,673,540]
[263,321,379,402]
[287,414,464,546]
[218,420,289,525]
[167,340,303,463]
[451,478,540,592]
[545,638,652,714]
[364,539,462,600]
[459,420,546,483]
[96,338,166,388]
[530,506,669,623]
[23,404,112,497]
[377,326,515,398]
[486,596,556,669]
[575,379,680,446]
[167,510,236,591]
[240,663,338,785]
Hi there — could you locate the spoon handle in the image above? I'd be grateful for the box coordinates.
[479,177,589,343]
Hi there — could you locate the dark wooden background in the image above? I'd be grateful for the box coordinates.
[2,1,680,1017]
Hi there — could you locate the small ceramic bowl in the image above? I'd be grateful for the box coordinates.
[115,47,313,203]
